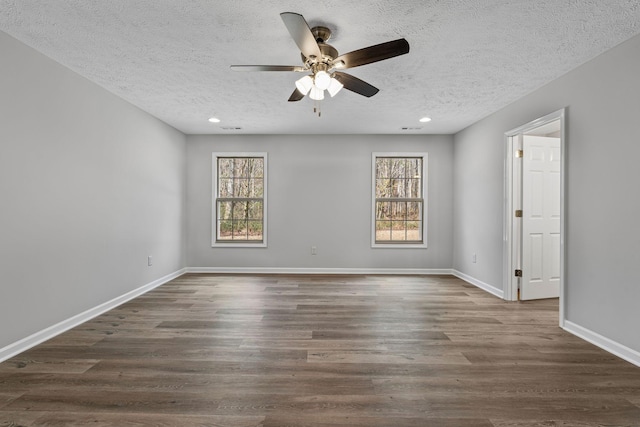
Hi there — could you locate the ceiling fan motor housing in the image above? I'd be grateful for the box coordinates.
[301,43,338,69]
[300,26,338,69]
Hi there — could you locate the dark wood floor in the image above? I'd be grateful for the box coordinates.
[1,274,639,426]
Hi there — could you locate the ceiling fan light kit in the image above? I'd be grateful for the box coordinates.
[309,85,325,101]
[327,77,344,97]
[313,70,331,90]
[231,12,410,116]
[295,75,313,95]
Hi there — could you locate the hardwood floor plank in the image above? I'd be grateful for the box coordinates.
[1,273,639,425]
[28,413,265,426]
[262,415,494,427]
[307,350,471,365]
[0,391,27,410]
[311,330,450,340]
[0,410,45,427]
[0,358,99,374]
[490,420,639,427]
[238,338,390,351]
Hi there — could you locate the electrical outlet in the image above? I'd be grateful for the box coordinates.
[311,246,317,255]
[148,255,153,266]
[472,253,477,263]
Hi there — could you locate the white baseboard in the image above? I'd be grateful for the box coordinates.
[0,268,186,363]
[186,267,454,275]
[452,269,504,299]
[563,320,640,368]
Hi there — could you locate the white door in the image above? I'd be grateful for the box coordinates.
[520,135,561,300]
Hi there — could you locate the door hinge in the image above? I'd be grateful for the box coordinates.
[515,149,523,158]
[515,209,523,218]
[515,269,522,277]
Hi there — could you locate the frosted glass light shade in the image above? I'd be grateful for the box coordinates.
[295,75,313,95]
[327,77,344,97]
[309,86,325,101]
[314,70,331,90]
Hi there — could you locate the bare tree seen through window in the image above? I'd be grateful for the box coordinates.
[217,157,264,241]
[375,157,423,243]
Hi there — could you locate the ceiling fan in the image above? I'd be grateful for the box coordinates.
[231,12,410,112]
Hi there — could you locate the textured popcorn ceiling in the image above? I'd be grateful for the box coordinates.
[1,1,639,134]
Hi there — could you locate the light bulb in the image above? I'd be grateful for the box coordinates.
[295,75,313,95]
[327,77,344,97]
[309,86,325,101]
[314,71,331,91]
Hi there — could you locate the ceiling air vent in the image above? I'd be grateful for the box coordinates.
[401,127,423,131]
[221,127,243,130]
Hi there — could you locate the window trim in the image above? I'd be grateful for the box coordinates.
[371,152,428,249]
[212,152,268,248]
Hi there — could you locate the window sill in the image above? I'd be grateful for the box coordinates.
[371,242,428,249]
[212,242,267,248]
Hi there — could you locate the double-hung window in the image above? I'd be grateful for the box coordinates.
[372,153,427,248]
[212,153,267,247]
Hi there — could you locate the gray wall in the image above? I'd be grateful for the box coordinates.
[453,34,640,351]
[187,134,453,270]
[0,32,187,349]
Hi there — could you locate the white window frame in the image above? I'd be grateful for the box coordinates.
[371,152,428,249]
[212,152,267,248]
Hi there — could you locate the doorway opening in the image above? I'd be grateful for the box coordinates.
[503,109,566,326]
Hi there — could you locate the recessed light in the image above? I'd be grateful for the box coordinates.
[208,117,221,123]
[419,117,432,123]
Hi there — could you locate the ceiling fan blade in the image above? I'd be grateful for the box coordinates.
[288,88,305,102]
[333,38,410,69]
[280,12,322,60]
[230,65,306,72]
[333,72,379,97]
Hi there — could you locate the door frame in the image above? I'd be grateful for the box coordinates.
[503,108,566,326]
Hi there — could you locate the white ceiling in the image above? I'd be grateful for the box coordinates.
[2,1,639,135]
